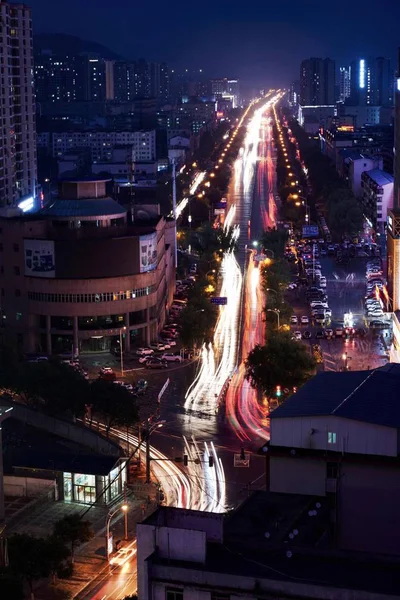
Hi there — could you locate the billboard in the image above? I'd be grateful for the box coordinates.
[24,239,55,278]
[302,225,319,238]
[139,233,157,273]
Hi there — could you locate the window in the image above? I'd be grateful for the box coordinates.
[328,431,337,444]
[166,589,183,600]
[14,266,20,275]
[327,462,338,479]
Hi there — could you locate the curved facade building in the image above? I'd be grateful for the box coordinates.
[0,178,175,354]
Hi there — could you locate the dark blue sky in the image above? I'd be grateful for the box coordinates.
[29,0,400,86]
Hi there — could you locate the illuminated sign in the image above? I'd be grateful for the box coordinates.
[388,215,393,231]
[18,196,34,212]
[337,125,354,132]
[359,59,366,89]
[397,78,400,92]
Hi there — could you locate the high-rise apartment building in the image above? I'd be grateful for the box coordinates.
[349,57,393,107]
[339,66,351,102]
[300,58,335,105]
[0,1,37,207]
[35,53,87,103]
[386,50,400,314]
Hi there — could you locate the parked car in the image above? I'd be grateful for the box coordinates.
[149,342,171,351]
[146,358,168,369]
[99,367,116,381]
[324,328,334,338]
[302,330,312,339]
[293,331,302,341]
[136,347,154,356]
[301,316,309,325]
[161,353,183,363]
[335,327,344,338]
[315,330,325,339]
[160,338,177,346]
[290,315,298,325]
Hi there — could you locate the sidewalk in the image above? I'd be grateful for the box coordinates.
[17,496,157,599]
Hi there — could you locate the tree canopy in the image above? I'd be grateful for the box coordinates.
[88,379,139,435]
[53,514,93,563]
[245,332,316,397]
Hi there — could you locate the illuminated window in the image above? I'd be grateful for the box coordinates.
[328,432,337,444]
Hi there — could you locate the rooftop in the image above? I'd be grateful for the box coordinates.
[270,367,400,428]
[364,168,394,186]
[40,198,127,219]
[3,418,120,476]
[145,491,400,597]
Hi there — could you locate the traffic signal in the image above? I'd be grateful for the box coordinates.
[208,456,214,468]
[276,385,282,397]
[183,455,188,466]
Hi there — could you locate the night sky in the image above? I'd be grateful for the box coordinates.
[29,0,400,87]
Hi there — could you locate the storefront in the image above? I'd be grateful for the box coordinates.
[62,459,127,505]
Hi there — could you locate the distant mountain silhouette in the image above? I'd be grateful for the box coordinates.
[34,33,123,60]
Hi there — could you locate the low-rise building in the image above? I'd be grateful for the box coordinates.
[298,104,336,132]
[267,365,400,556]
[361,168,394,231]
[338,150,383,198]
[0,177,175,355]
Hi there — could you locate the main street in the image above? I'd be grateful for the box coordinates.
[151,94,282,510]
[81,95,282,599]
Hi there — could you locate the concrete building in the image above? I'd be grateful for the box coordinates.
[300,58,335,106]
[137,487,400,600]
[339,151,383,198]
[297,104,336,132]
[0,178,175,355]
[267,365,400,556]
[361,168,394,231]
[338,66,351,102]
[387,50,400,313]
[349,57,393,107]
[0,1,37,208]
[42,130,156,163]
[1,396,126,508]
[338,103,393,127]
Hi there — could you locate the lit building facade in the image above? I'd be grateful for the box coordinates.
[0,178,175,355]
[0,2,37,208]
[300,58,335,106]
[339,66,351,102]
[361,168,394,232]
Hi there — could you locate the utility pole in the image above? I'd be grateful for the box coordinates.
[145,422,151,484]
[172,158,178,269]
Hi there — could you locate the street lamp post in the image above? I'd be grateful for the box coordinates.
[145,421,165,484]
[120,326,127,376]
[267,308,280,330]
[105,504,128,561]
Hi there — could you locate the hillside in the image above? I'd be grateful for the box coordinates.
[33,33,123,60]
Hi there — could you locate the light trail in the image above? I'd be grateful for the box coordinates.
[101,425,226,513]
[174,170,206,219]
[184,250,242,416]
[224,98,281,444]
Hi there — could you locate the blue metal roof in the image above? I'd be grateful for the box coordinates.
[40,198,126,218]
[270,368,400,428]
[364,168,394,186]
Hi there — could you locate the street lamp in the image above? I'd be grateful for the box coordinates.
[267,308,280,330]
[145,421,165,484]
[120,326,127,376]
[263,248,275,258]
[105,503,129,561]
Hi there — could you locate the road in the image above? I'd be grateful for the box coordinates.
[82,95,282,598]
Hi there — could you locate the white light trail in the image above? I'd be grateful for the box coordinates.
[174,171,206,219]
[100,425,225,513]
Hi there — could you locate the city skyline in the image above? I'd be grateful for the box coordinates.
[28,0,400,87]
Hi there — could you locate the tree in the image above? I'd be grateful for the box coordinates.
[88,379,139,435]
[245,333,316,397]
[53,514,93,564]
[15,360,89,418]
[43,536,71,583]
[8,534,50,600]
